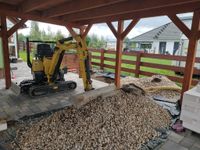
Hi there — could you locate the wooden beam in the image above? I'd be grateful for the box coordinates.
[181,10,200,104]
[168,14,191,38]
[0,2,81,27]
[44,0,126,18]
[20,0,66,13]
[121,19,139,39]
[82,24,92,38]
[65,25,78,38]
[1,16,11,89]
[106,22,118,38]
[7,19,27,38]
[115,21,124,88]
[74,1,200,25]
[63,0,200,22]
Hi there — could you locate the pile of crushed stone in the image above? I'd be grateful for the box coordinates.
[12,90,171,150]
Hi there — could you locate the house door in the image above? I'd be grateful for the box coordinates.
[159,42,166,54]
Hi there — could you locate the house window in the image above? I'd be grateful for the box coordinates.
[173,42,180,55]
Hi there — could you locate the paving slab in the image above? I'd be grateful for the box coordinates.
[168,131,184,143]
[161,140,188,150]
[0,62,109,121]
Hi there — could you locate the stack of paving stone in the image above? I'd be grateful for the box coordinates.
[12,89,171,150]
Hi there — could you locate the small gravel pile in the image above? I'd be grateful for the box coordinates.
[121,75,181,102]
[12,90,171,150]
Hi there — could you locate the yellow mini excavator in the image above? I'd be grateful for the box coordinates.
[19,36,93,97]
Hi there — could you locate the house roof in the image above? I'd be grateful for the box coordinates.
[131,21,183,42]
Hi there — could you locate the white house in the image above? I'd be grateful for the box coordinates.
[130,17,193,55]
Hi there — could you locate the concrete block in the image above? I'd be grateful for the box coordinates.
[0,119,7,131]
[72,84,117,108]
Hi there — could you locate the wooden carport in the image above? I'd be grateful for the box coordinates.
[0,0,200,104]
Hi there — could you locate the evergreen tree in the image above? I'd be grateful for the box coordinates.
[29,21,41,40]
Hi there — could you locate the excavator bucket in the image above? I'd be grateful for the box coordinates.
[10,82,21,96]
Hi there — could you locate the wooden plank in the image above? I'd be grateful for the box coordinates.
[20,0,66,12]
[0,2,81,26]
[182,10,200,99]
[121,19,140,39]
[7,19,27,37]
[63,0,200,22]
[142,53,187,61]
[1,16,11,89]
[105,50,116,54]
[122,59,136,65]
[91,62,101,66]
[104,57,115,62]
[44,0,126,18]
[89,49,101,53]
[122,51,138,56]
[106,22,118,38]
[140,71,183,83]
[135,52,142,77]
[76,2,200,25]
[103,64,115,69]
[100,49,105,70]
[121,67,136,73]
[92,55,101,60]
[168,14,191,38]
[141,62,185,72]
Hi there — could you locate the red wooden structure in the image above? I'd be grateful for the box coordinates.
[0,0,200,104]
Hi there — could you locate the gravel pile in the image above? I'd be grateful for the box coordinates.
[12,90,171,150]
[121,75,181,102]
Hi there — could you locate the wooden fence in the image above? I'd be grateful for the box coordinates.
[89,49,200,86]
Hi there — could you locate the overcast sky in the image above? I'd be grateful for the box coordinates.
[18,13,192,40]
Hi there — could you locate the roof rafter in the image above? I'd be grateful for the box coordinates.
[74,2,200,25]
[168,14,191,38]
[62,0,200,22]
[19,0,66,13]
[106,22,118,38]
[121,18,139,39]
[0,2,81,27]
[82,24,92,38]
[44,0,126,18]
[7,19,27,37]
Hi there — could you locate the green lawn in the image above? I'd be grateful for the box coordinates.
[91,52,176,77]
[19,51,33,62]
[19,50,176,77]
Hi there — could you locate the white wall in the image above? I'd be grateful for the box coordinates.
[151,40,179,54]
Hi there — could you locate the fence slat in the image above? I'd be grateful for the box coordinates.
[91,62,101,66]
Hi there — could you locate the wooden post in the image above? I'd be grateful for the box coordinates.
[135,51,142,78]
[1,15,11,89]
[181,11,200,103]
[100,49,105,70]
[107,19,139,88]
[115,21,124,88]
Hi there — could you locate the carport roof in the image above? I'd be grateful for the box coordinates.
[0,0,200,26]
